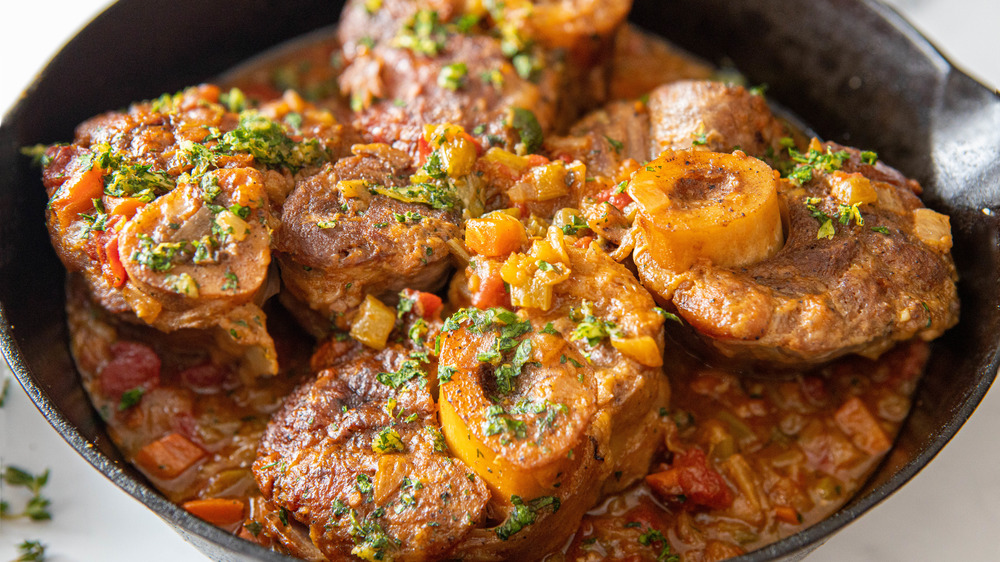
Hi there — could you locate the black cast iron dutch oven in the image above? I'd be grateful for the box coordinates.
[1,1,998,560]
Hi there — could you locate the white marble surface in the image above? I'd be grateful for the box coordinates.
[1,1,998,560]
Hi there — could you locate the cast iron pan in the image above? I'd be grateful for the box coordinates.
[2,0,998,560]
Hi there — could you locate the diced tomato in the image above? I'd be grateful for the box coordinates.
[417,137,433,166]
[180,362,230,393]
[573,236,594,248]
[399,288,444,321]
[800,375,830,405]
[469,262,509,310]
[524,154,549,167]
[41,145,82,193]
[99,341,161,399]
[594,186,633,211]
[647,448,734,510]
[102,234,128,288]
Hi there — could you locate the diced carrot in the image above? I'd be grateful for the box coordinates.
[182,498,246,526]
[51,166,105,225]
[774,505,802,525]
[106,196,145,219]
[103,235,127,288]
[834,396,891,455]
[135,433,206,480]
[645,468,680,493]
[465,213,527,257]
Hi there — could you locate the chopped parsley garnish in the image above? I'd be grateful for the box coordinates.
[496,495,560,540]
[377,359,426,389]
[806,197,866,239]
[91,146,174,202]
[347,508,399,561]
[540,322,559,335]
[871,226,891,235]
[510,107,544,154]
[570,301,620,346]
[837,203,864,226]
[131,234,185,272]
[397,291,416,317]
[356,474,374,496]
[604,135,624,154]
[238,520,262,538]
[118,387,145,411]
[78,198,110,239]
[426,426,447,453]
[654,307,682,324]
[784,144,851,185]
[219,87,247,113]
[393,211,423,223]
[861,150,878,165]
[0,378,9,407]
[372,427,405,454]
[483,404,527,439]
[438,62,468,91]
[438,365,457,383]
[509,399,568,432]
[443,307,534,394]
[560,214,589,236]
[20,145,51,167]
[221,269,239,291]
[317,219,339,229]
[637,526,679,562]
[373,182,457,211]
[393,9,448,56]
[216,112,327,172]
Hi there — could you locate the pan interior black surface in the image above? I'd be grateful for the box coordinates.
[1,1,998,561]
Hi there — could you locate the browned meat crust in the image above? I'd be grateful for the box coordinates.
[276,143,461,325]
[41,84,349,376]
[657,146,959,364]
[254,340,491,561]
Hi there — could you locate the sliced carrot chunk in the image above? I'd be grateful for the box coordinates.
[182,498,246,526]
[465,213,527,257]
[134,432,206,479]
[51,166,105,226]
[774,505,802,525]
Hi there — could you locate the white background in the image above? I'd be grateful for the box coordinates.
[1,0,998,560]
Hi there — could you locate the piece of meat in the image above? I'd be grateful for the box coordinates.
[609,24,715,101]
[547,80,792,247]
[254,340,491,562]
[439,228,671,560]
[341,29,562,156]
[645,144,959,364]
[647,80,788,158]
[276,143,461,327]
[336,0,641,157]
[41,84,349,377]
